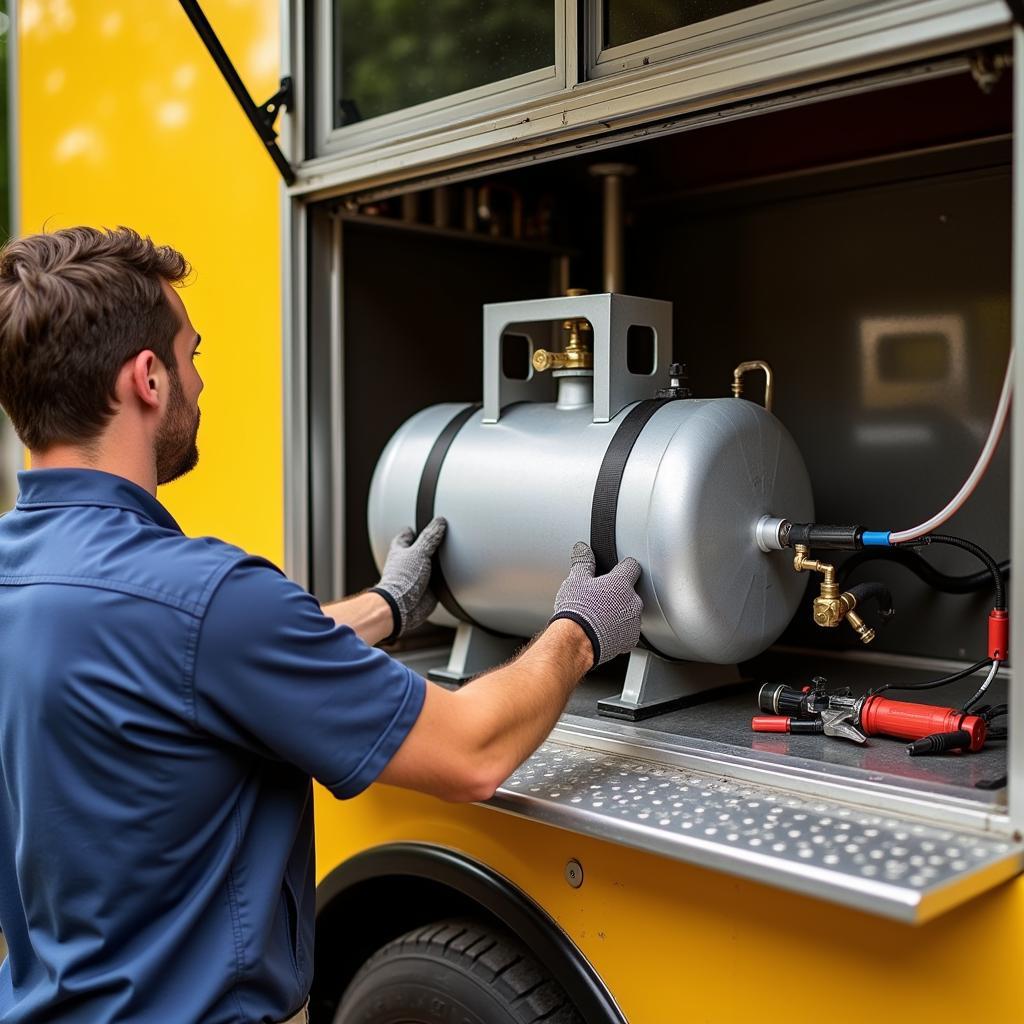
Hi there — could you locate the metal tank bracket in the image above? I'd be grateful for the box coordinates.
[427,623,522,686]
[482,293,672,423]
[597,649,743,721]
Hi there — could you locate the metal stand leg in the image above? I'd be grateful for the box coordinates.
[597,649,743,720]
[427,623,522,686]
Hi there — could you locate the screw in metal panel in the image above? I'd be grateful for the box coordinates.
[564,859,584,889]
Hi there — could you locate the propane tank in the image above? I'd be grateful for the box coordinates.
[368,293,813,667]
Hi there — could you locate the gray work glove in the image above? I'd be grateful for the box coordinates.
[370,517,447,640]
[550,541,643,667]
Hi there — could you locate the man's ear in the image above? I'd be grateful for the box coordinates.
[129,350,161,409]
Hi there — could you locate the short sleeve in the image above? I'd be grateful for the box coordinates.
[194,558,426,798]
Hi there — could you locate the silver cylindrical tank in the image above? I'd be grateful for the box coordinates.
[368,394,813,664]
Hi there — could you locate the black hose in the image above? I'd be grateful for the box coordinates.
[922,535,1006,611]
[839,547,1010,596]
[845,581,894,621]
[870,656,991,697]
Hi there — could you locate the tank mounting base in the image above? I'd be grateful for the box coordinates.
[598,649,743,721]
[426,622,523,686]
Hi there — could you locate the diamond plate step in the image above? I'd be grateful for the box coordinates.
[489,738,1023,922]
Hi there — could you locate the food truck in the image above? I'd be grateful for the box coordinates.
[10,0,1024,1019]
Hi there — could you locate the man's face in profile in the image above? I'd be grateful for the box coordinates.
[155,367,200,485]
[155,282,203,486]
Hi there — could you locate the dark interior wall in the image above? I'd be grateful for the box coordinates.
[337,223,557,594]
[630,161,1011,661]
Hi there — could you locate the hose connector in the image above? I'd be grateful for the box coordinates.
[989,609,1009,660]
[755,515,788,553]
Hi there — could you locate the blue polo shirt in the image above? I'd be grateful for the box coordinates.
[0,469,426,1023]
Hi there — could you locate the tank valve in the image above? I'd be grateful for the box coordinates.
[533,291,594,373]
[792,544,876,644]
[656,362,692,399]
[732,360,774,414]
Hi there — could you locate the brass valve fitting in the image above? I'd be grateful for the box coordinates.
[793,545,875,645]
[532,344,593,372]
[532,316,594,373]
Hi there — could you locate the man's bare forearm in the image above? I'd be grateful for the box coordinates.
[321,591,394,646]
[452,618,593,785]
[375,543,642,803]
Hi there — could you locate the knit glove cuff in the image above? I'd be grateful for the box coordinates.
[373,517,447,639]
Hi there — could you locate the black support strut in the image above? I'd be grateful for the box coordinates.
[177,0,296,186]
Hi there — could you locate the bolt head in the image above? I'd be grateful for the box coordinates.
[564,859,584,889]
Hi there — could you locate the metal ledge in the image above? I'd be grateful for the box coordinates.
[551,716,1007,831]
[489,737,1023,923]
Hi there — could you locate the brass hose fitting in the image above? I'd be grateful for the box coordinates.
[792,545,875,644]
[844,608,876,645]
[732,360,774,414]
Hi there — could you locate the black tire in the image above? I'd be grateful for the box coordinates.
[334,917,586,1024]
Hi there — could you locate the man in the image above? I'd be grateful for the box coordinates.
[0,227,644,1024]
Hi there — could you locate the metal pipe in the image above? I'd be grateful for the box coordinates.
[732,360,774,414]
[431,187,452,229]
[589,163,635,293]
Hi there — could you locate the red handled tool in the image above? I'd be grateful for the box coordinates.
[859,695,987,753]
[755,681,992,755]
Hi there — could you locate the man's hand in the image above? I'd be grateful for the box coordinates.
[370,517,447,640]
[549,541,643,666]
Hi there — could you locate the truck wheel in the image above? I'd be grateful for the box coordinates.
[334,917,586,1024]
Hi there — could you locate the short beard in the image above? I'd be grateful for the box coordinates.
[155,369,200,485]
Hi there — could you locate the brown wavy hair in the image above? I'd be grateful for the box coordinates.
[0,226,190,450]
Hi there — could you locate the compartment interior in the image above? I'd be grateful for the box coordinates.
[308,62,1013,807]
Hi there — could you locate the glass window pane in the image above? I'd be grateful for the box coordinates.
[604,0,767,49]
[333,0,555,127]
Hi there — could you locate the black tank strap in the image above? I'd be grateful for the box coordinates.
[590,399,671,574]
[415,403,481,626]
[590,398,678,660]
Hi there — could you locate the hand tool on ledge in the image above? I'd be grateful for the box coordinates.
[752,679,1005,756]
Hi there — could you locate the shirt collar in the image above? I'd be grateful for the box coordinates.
[15,468,183,533]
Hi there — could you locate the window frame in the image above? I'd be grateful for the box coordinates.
[312,0,572,159]
[293,0,1009,195]
[584,0,867,80]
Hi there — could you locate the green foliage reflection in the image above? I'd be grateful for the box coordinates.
[334,0,553,125]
